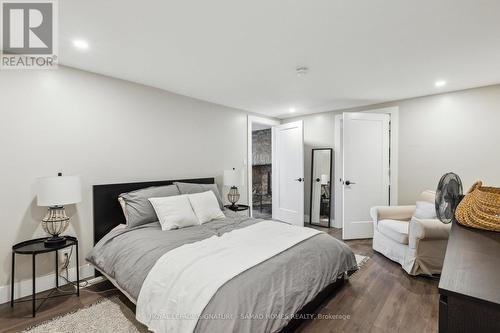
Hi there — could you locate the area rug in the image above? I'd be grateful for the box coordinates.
[23,297,148,333]
[355,254,369,268]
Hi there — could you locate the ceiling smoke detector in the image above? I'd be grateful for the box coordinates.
[296,66,309,77]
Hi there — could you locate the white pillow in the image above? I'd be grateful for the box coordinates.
[188,191,225,224]
[148,195,199,230]
[413,201,437,219]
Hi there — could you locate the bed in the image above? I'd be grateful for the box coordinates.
[87,177,357,333]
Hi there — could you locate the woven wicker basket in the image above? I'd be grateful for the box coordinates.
[455,181,500,232]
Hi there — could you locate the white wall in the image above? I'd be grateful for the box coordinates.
[0,66,264,292]
[392,85,500,203]
[286,84,500,215]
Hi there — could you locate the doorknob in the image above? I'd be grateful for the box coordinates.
[315,178,321,182]
[344,180,356,186]
[295,178,304,182]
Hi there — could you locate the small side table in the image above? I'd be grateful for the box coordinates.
[11,236,79,317]
[224,204,250,216]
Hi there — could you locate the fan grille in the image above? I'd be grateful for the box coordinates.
[435,173,463,224]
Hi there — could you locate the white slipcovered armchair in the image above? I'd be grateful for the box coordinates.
[370,190,451,275]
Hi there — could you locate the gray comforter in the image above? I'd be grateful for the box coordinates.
[86,213,357,333]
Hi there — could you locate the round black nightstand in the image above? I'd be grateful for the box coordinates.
[224,204,250,216]
[11,236,79,317]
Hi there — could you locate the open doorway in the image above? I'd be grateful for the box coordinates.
[247,116,280,219]
[252,124,272,218]
[247,116,304,225]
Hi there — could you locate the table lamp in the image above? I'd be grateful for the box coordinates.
[36,173,82,247]
[223,168,244,208]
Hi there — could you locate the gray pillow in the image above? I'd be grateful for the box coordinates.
[174,182,224,209]
[119,185,180,228]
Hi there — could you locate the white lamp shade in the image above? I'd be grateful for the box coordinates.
[320,174,330,185]
[37,175,82,207]
[223,169,244,187]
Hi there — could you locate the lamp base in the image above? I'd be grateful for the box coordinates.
[44,236,67,248]
[227,186,240,207]
[42,206,70,237]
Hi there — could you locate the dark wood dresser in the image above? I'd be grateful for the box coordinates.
[438,221,500,332]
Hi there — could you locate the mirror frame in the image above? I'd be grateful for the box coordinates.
[309,148,333,228]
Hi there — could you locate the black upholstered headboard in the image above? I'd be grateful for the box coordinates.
[93,177,215,245]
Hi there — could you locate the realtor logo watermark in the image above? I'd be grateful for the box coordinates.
[1,0,58,69]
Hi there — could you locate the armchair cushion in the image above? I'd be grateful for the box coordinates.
[378,219,409,244]
[409,217,451,249]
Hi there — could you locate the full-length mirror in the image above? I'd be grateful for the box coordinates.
[309,148,333,227]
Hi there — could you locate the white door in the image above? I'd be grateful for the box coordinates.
[272,121,304,226]
[342,113,390,239]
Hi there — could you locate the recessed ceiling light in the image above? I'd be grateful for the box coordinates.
[73,39,89,50]
[289,107,296,113]
[435,80,447,87]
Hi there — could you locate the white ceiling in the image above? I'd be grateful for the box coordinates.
[60,0,500,119]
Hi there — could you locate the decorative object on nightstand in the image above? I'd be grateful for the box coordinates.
[11,236,79,317]
[223,168,244,208]
[36,173,81,247]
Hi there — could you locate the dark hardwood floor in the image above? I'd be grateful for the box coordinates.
[0,227,439,333]
[299,226,439,333]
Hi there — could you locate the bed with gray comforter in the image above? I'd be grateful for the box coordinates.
[86,212,357,333]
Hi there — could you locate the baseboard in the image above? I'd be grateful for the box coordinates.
[0,264,94,305]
